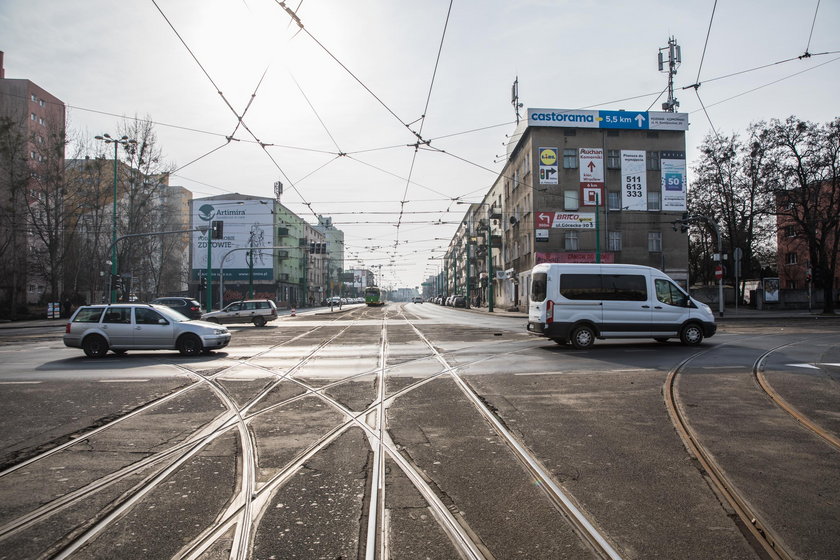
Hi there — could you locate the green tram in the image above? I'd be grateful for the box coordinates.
[364,286,386,306]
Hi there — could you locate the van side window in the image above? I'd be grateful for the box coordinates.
[531,273,547,301]
[655,279,688,307]
[602,274,647,301]
[560,274,647,301]
[559,274,602,300]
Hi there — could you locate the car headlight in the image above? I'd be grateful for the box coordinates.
[213,329,228,335]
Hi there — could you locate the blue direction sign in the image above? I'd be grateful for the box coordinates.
[599,110,648,129]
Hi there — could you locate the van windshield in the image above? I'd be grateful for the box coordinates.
[531,272,547,302]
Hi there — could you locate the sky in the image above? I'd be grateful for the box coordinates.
[2,0,838,289]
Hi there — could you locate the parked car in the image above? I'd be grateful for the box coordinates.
[201,299,278,327]
[412,296,424,303]
[63,304,231,358]
[150,297,203,319]
[452,295,467,308]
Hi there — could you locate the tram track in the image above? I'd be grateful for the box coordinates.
[664,345,792,560]
[395,307,624,560]
[753,342,840,452]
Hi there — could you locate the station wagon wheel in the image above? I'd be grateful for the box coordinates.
[82,335,108,358]
[680,323,704,345]
[253,316,266,327]
[177,334,203,356]
[570,325,595,349]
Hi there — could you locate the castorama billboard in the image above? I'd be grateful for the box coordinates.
[528,108,688,131]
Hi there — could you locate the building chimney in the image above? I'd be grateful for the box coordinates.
[0,51,5,79]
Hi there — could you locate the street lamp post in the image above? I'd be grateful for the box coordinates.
[95,134,136,303]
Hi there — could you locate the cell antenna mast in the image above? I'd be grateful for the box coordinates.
[511,76,523,124]
[657,36,681,112]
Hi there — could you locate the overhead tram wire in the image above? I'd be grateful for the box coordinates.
[804,0,822,55]
[694,0,719,88]
[153,0,321,220]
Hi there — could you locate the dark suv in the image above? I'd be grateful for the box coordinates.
[150,297,204,320]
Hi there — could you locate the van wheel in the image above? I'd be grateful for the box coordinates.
[570,325,595,349]
[82,335,108,358]
[680,324,704,345]
[552,338,567,345]
[253,316,266,327]
[177,334,203,356]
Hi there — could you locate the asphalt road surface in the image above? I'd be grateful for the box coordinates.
[0,303,838,559]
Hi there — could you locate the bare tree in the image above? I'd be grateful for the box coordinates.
[25,114,73,303]
[111,117,177,300]
[0,116,30,318]
[763,116,840,314]
[688,128,776,300]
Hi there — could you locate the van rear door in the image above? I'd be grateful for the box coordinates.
[529,270,548,323]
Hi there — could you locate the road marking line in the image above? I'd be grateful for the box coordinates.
[98,379,149,383]
[0,381,42,384]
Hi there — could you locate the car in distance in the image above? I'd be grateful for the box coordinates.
[63,304,231,358]
[201,299,278,327]
[150,297,203,319]
[412,296,423,303]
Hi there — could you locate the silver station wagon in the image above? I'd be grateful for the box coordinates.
[63,304,232,358]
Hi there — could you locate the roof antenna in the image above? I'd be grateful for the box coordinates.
[511,76,523,124]
[658,37,681,112]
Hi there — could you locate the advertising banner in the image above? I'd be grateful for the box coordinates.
[660,151,687,211]
[191,199,275,281]
[620,150,647,211]
[528,108,689,131]
[535,252,615,264]
[535,211,596,229]
[538,147,558,184]
[579,148,604,206]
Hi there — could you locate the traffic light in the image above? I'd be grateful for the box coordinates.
[680,212,689,233]
[211,220,224,240]
[199,275,206,290]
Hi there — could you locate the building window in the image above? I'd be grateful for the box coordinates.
[564,190,579,210]
[646,151,660,170]
[31,94,37,102]
[607,149,621,169]
[647,190,661,211]
[608,190,621,210]
[785,252,797,265]
[563,149,578,169]
[608,231,622,251]
[565,231,579,250]
[784,225,796,237]
[648,232,662,252]
[31,113,37,121]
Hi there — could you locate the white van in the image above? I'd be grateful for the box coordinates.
[527,263,716,349]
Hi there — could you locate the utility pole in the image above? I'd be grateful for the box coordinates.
[658,36,681,112]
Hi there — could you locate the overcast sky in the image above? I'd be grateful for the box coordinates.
[2,0,838,289]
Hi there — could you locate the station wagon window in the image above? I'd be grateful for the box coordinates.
[135,308,167,325]
[74,307,104,323]
[531,272,547,302]
[655,279,689,307]
[243,302,256,310]
[226,303,242,311]
[103,307,131,324]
